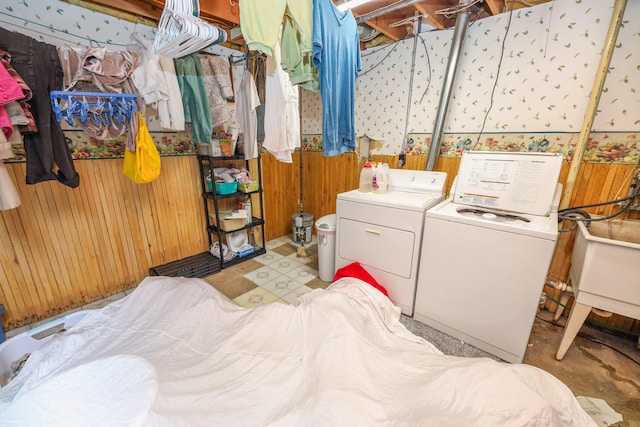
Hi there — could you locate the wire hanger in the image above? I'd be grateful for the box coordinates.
[153,0,227,59]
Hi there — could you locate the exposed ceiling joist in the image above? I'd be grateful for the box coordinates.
[483,0,504,15]
[70,0,553,50]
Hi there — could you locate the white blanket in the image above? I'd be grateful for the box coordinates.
[0,276,596,426]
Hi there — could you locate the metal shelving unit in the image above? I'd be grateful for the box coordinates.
[149,153,266,278]
[197,153,266,269]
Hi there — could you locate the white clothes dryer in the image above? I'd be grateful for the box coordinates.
[336,168,447,315]
[414,151,563,363]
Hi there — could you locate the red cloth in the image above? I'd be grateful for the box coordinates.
[333,262,389,297]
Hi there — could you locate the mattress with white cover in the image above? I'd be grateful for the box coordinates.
[0,276,596,426]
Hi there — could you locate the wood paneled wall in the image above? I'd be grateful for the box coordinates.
[1,153,638,336]
[0,157,207,329]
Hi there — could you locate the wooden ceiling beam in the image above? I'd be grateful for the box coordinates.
[362,14,409,41]
[414,2,448,29]
[483,0,504,15]
[82,0,240,28]
[74,0,162,22]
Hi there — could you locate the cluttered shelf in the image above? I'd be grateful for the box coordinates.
[203,188,263,200]
[206,218,265,236]
[198,152,266,270]
[149,147,265,278]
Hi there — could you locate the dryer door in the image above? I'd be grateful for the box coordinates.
[336,198,425,315]
[338,217,415,279]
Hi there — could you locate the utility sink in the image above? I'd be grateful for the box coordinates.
[571,219,640,310]
[556,218,640,360]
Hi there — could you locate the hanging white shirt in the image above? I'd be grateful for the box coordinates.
[263,38,300,163]
[236,72,261,160]
[128,33,185,131]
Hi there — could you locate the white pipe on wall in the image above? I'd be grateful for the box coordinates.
[425,11,471,171]
[558,0,628,210]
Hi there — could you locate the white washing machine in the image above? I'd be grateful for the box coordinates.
[413,151,563,363]
[335,168,447,315]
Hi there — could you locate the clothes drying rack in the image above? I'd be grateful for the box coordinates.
[50,91,138,128]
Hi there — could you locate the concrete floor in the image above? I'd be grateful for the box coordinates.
[524,310,640,426]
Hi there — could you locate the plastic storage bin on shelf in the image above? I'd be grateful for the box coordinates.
[214,181,237,195]
[210,210,246,231]
[316,214,337,282]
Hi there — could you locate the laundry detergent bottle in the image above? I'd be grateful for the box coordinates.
[359,162,374,192]
[371,163,389,194]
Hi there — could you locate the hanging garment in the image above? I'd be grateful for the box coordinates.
[0,161,20,210]
[173,54,213,144]
[0,64,26,139]
[0,106,13,140]
[236,72,261,160]
[128,32,185,132]
[281,0,318,91]
[7,124,23,149]
[263,39,300,163]
[57,46,140,151]
[5,101,29,125]
[312,0,361,156]
[240,0,318,91]
[0,49,36,133]
[0,127,14,160]
[0,63,27,105]
[0,50,31,99]
[0,27,79,188]
[199,53,233,127]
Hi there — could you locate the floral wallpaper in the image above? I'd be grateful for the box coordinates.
[405,132,638,164]
[3,0,638,163]
[592,1,640,131]
[0,0,155,49]
[301,0,639,159]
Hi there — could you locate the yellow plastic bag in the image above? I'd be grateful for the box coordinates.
[123,113,161,184]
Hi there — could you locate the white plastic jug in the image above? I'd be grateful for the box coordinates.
[372,163,389,194]
[358,162,374,192]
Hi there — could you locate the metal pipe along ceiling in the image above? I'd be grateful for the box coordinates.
[425,11,471,171]
[355,0,424,24]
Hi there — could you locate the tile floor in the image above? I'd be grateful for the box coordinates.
[5,236,639,426]
[203,235,328,307]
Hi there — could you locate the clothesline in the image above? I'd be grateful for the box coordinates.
[3,9,245,66]
[0,13,133,48]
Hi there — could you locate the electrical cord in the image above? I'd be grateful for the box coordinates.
[471,0,515,150]
[557,185,640,231]
[435,0,484,19]
[535,315,640,366]
[560,191,640,213]
[359,41,401,78]
[417,33,433,104]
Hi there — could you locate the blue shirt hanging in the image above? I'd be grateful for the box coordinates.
[312,0,361,156]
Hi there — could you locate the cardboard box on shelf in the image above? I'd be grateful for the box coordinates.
[209,210,246,231]
[238,181,259,193]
